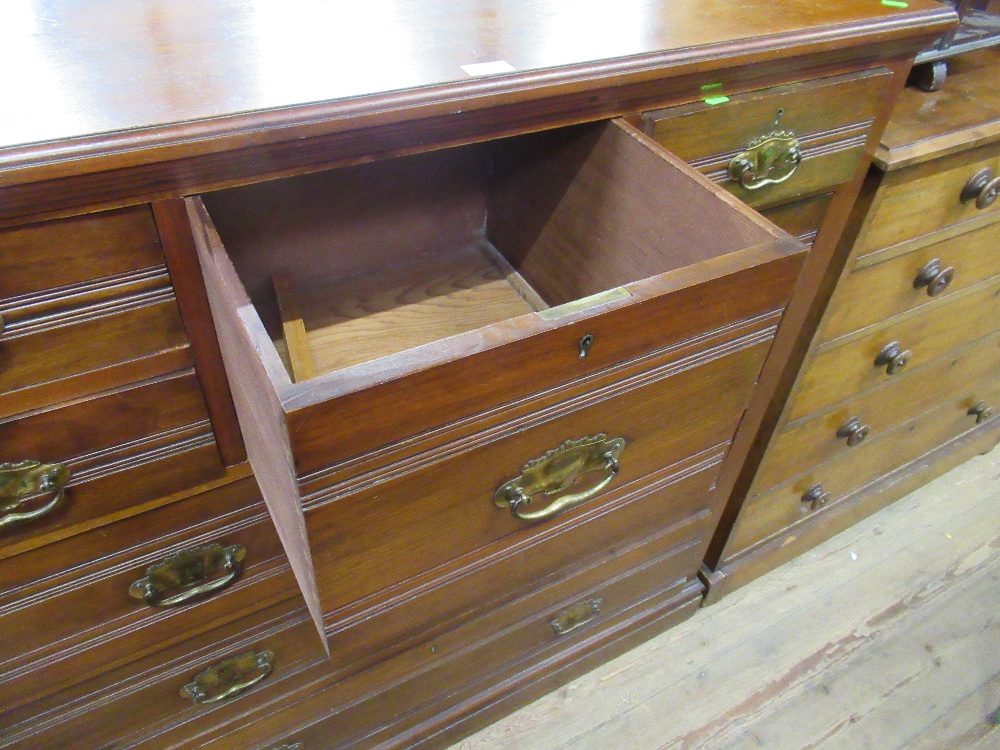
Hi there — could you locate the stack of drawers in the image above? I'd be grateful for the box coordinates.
[0,208,319,749]
[704,48,1000,598]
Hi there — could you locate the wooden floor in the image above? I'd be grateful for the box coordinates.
[452,446,1000,750]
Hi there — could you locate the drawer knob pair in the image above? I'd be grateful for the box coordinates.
[180,649,274,704]
[961,168,1000,210]
[837,417,870,447]
[874,341,911,376]
[728,131,802,191]
[494,434,626,523]
[913,258,954,297]
[0,460,71,530]
[129,542,247,607]
[968,401,994,425]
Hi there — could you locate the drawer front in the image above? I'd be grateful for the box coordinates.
[0,372,225,549]
[727,378,1000,558]
[0,206,164,300]
[0,477,296,712]
[641,69,890,208]
[788,278,1000,422]
[853,141,1000,257]
[0,598,325,750]
[752,332,1000,493]
[304,338,770,646]
[819,217,1000,343]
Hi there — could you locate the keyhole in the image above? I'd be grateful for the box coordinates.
[774,108,785,126]
[578,334,595,358]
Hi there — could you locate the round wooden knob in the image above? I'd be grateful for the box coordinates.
[961,168,1000,210]
[913,258,954,297]
[968,401,994,425]
[837,417,870,447]
[801,484,831,511]
[874,341,911,376]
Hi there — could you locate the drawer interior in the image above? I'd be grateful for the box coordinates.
[201,119,783,384]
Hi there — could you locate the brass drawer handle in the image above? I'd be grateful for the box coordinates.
[728,131,802,191]
[551,598,602,636]
[968,401,994,425]
[801,484,831,512]
[874,341,911,376]
[0,460,71,530]
[836,417,870,447]
[493,434,626,523]
[961,168,1000,210]
[129,543,247,607]
[180,649,274,704]
[913,258,954,297]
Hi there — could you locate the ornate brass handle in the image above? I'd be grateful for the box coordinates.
[836,417,870,447]
[550,598,602,636]
[0,460,71,530]
[129,543,247,607]
[961,168,1000,210]
[728,131,802,191]
[913,258,954,297]
[874,341,911,376]
[180,649,274,704]
[493,434,626,523]
[968,401,994,425]
[801,484,831,512]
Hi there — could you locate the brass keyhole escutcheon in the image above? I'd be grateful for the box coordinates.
[578,334,595,358]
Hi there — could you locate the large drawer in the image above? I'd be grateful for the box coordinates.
[0,371,225,552]
[725,377,1000,558]
[818,216,1000,343]
[0,477,296,712]
[751,331,1000,493]
[639,69,891,209]
[787,277,1000,421]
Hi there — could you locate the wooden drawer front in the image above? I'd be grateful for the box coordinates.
[854,142,1000,256]
[0,598,325,750]
[788,278,1000,422]
[0,206,164,300]
[303,335,767,633]
[819,217,1000,343]
[0,281,192,418]
[752,332,1000,493]
[726,378,1000,558]
[0,477,296,712]
[641,69,891,209]
[0,371,225,550]
[760,193,833,248]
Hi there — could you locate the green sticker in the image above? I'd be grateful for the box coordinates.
[700,82,723,91]
[881,0,909,7]
[703,96,730,106]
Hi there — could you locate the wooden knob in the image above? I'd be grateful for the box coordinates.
[913,258,954,297]
[801,484,831,511]
[837,417,870,447]
[874,341,911,376]
[968,401,994,425]
[961,168,1000,210]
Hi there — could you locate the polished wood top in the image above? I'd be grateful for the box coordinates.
[0,1,953,165]
[876,47,1000,169]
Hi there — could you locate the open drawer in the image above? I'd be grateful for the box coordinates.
[188,118,805,639]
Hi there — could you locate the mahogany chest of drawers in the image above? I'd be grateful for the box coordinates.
[704,48,1000,600]
[0,2,954,748]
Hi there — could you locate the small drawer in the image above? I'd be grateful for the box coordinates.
[640,69,891,209]
[302,332,769,662]
[853,141,1000,257]
[752,332,1000,493]
[726,377,1000,558]
[0,597,325,750]
[787,277,1000,422]
[0,477,295,713]
[0,371,225,551]
[819,217,1000,343]
[0,206,164,301]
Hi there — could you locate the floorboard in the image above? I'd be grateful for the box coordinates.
[451,445,1000,750]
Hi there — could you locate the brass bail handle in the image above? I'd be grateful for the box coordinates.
[180,649,274,704]
[0,460,71,530]
[729,130,802,191]
[493,434,626,523]
[129,543,248,607]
